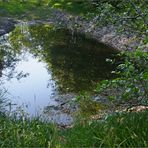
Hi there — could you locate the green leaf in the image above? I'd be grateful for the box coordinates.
[143,72,148,80]
[144,35,148,44]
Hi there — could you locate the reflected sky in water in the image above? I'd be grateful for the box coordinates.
[2,53,57,115]
[0,23,118,116]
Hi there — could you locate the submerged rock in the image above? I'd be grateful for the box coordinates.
[43,93,78,126]
[0,17,17,36]
[43,93,112,126]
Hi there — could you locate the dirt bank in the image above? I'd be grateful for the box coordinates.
[47,9,147,51]
[0,9,147,51]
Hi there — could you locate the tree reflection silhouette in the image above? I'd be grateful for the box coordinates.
[6,24,118,93]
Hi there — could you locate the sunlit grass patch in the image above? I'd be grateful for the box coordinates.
[0,1,52,20]
[59,111,148,147]
[0,115,57,147]
[50,1,95,16]
[0,1,34,16]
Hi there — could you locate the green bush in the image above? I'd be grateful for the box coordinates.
[97,49,148,103]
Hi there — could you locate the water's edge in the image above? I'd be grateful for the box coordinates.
[1,7,145,52]
[0,22,118,126]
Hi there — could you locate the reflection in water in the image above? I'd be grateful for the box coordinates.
[9,24,118,92]
[2,53,57,115]
[0,23,118,119]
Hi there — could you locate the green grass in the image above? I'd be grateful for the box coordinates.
[48,0,95,16]
[0,89,148,147]
[0,115,57,147]
[0,0,96,20]
[0,108,147,147]
[0,0,52,20]
[59,111,148,147]
[0,1,34,15]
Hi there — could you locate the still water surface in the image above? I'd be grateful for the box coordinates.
[2,53,57,115]
[0,23,118,119]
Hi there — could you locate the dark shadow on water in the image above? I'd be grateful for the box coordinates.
[26,25,118,93]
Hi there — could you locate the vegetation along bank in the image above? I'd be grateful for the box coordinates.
[0,0,148,147]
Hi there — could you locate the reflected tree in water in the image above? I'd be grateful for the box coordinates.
[6,24,118,92]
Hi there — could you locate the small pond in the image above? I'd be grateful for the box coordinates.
[0,22,118,125]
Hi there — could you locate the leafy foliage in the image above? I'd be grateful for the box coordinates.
[97,49,148,103]
[47,0,147,41]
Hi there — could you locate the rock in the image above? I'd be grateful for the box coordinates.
[93,95,111,105]
[0,17,17,36]
[0,29,6,35]
[43,93,78,126]
[128,105,148,112]
[46,9,145,51]
[92,95,101,101]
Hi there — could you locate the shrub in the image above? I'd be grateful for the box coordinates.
[97,49,148,103]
